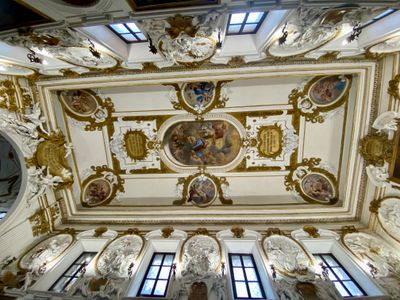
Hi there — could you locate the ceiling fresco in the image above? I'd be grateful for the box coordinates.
[41,61,368,225]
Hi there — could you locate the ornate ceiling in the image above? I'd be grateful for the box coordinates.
[0,0,399,230]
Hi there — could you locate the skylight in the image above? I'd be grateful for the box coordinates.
[226,12,267,35]
[360,8,396,29]
[108,22,147,43]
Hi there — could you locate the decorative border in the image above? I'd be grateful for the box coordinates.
[81,165,125,207]
[261,233,314,278]
[289,75,352,123]
[17,233,75,270]
[95,231,144,277]
[174,170,232,207]
[57,89,114,131]
[165,80,231,118]
[284,158,338,205]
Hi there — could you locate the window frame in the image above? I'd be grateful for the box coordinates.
[49,251,96,293]
[314,253,366,298]
[137,252,175,298]
[107,22,147,43]
[228,253,266,299]
[226,12,267,35]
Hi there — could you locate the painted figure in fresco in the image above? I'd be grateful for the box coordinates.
[302,174,334,202]
[184,82,214,108]
[168,121,239,166]
[310,76,346,105]
[85,180,110,205]
[63,91,97,115]
[188,179,215,205]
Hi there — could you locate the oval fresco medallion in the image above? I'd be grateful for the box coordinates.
[300,173,335,203]
[19,234,74,270]
[164,120,241,167]
[188,176,217,207]
[96,234,143,278]
[182,82,215,110]
[59,90,98,117]
[308,75,349,106]
[83,178,112,207]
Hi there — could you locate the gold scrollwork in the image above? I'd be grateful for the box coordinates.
[80,165,125,207]
[359,132,393,167]
[231,226,245,238]
[284,158,338,205]
[27,131,73,189]
[257,124,283,159]
[161,226,174,238]
[303,225,320,238]
[29,209,51,237]
[173,169,232,207]
[164,80,231,118]
[388,74,400,101]
[57,89,114,131]
[289,75,352,123]
[123,129,149,161]
[0,80,18,112]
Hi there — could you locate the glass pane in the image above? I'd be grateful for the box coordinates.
[64,277,78,292]
[242,24,258,33]
[136,33,146,41]
[110,24,129,34]
[147,266,160,279]
[230,13,246,24]
[242,255,254,267]
[141,279,155,295]
[126,22,141,32]
[122,34,137,42]
[248,281,263,298]
[153,280,168,296]
[159,266,171,279]
[235,281,249,298]
[327,269,337,281]
[51,276,69,292]
[343,281,364,296]
[245,267,257,281]
[231,255,242,267]
[163,254,174,266]
[332,267,350,280]
[64,264,80,276]
[228,25,241,34]
[314,255,323,265]
[334,281,350,297]
[153,254,164,265]
[322,255,339,267]
[233,267,245,281]
[247,12,264,23]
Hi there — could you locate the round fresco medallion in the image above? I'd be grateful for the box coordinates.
[309,75,349,106]
[182,82,215,110]
[164,120,241,167]
[301,173,335,203]
[83,178,112,206]
[188,177,217,207]
[19,234,73,270]
[60,90,98,117]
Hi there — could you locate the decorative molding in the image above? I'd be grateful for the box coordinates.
[174,169,232,207]
[302,225,320,238]
[289,75,352,123]
[230,226,244,238]
[284,158,338,205]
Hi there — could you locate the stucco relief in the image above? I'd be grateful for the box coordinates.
[343,232,400,277]
[262,235,312,277]
[96,234,143,278]
[377,198,400,242]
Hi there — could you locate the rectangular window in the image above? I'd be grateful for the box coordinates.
[314,254,366,298]
[50,252,96,293]
[226,12,267,35]
[108,22,147,43]
[229,253,265,299]
[138,252,175,297]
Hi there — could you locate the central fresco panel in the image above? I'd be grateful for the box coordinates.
[164,120,241,167]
